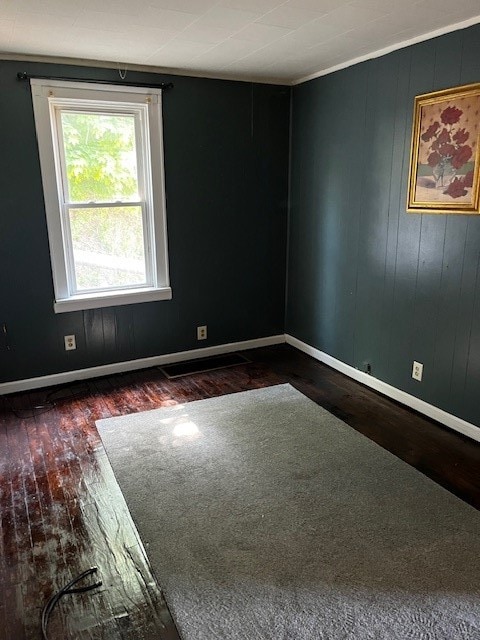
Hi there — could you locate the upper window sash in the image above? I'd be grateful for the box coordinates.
[52,104,147,205]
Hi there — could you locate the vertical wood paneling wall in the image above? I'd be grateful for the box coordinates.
[0,62,290,384]
[287,24,480,427]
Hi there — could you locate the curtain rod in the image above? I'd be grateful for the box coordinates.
[16,71,174,91]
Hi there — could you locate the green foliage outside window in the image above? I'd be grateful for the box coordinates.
[62,111,139,202]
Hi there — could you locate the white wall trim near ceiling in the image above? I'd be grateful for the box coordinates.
[292,14,480,86]
[0,52,287,86]
[0,334,286,395]
[285,334,480,443]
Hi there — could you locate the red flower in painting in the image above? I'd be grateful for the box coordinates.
[440,106,463,125]
[437,128,451,144]
[451,144,472,169]
[438,143,456,158]
[421,121,440,142]
[443,177,467,198]
[453,127,469,144]
[464,170,474,188]
[427,151,441,167]
[431,128,450,150]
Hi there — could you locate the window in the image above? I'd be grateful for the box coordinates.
[31,80,171,313]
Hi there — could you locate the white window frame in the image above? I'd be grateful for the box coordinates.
[31,79,171,313]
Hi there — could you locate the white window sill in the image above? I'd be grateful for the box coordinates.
[54,286,172,313]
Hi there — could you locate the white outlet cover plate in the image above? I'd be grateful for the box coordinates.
[412,361,423,381]
[64,334,76,351]
[197,326,207,340]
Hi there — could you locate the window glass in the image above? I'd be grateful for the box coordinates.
[60,111,140,203]
[69,205,146,290]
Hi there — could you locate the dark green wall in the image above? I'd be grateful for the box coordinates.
[0,60,290,383]
[287,24,480,427]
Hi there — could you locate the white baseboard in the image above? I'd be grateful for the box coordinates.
[0,335,286,395]
[285,334,480,443]
[4,331,479,444]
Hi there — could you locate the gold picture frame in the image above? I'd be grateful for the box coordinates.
[407,83,480,215]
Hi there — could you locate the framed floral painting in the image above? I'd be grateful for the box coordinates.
[407,83,480,214]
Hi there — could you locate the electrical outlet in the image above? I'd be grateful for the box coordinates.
[64,334,76,351]
[197,325,207,340]
[412,361,423,381]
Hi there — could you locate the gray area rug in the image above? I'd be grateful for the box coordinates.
[96,384,480,639]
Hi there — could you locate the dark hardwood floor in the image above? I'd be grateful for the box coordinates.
[1,344,479,639]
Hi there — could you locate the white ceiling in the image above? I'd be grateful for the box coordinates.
[1,0,479,84]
